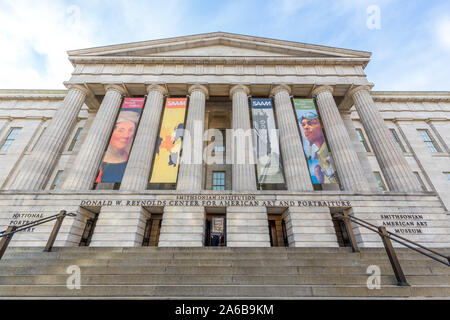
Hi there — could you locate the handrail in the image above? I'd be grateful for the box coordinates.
[0,210,76,260]
[348,214,449,264]
[335,212,450,286]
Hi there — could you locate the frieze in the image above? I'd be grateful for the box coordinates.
[79,195,351,208]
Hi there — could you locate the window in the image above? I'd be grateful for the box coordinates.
[67,128,83,151]
[212,171,226,190]
[50,170,63,190]
[417,129,441,153]
[373,172,387,191]
[413,172,427,191]
[0,128,21,151]
[389,129,406,152]
[356,129,370,152]
[444,172,450,183]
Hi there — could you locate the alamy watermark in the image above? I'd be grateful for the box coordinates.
[366,5,381,30]
[366,265,381,289]
[66,265,81,290]
[169,123,283,177]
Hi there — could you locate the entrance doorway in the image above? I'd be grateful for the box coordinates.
[267,214,289,247]
[79,212,98,246]
[331,211,351,247]
[205,213,226,247]
[142,214,162,246]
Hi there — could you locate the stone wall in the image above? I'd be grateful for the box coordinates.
[0,191,448,248]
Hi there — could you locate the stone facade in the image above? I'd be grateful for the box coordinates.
[0,32,448,249]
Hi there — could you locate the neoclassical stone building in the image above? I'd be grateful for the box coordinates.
[0,32,449,249]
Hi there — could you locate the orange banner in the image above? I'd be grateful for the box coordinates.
[149,98,187,183]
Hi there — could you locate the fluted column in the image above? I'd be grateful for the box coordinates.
[350,86,420,192]
[159,84,208,247]
[176,84,208,191]
[227,85,270,247]
[61,84,126,190]
[9,85,88,190]
[312,86,370,191]
[120,84,167,190]
[271,85,313,191]
[230,85,257,191]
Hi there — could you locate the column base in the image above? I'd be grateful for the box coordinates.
[226,206,270,247]
[283,207,339,247]
[158,206,205,247]
[89,206,149,247]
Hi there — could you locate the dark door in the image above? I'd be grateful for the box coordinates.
[142,218,153,246]
[79,214,98,246]
[268,220,278,247]
[331,213,351,247]
[206,215,225,246]
[142,216,162,247]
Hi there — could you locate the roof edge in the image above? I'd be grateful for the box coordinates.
[67,32,372,58]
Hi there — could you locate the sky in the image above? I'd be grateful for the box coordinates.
[0,0,449,91]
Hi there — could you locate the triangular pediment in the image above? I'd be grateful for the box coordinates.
[68,32,371,61]
[148,45,292,57]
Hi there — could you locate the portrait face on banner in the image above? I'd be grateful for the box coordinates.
[95,98,145,184]
[293,99,337,185]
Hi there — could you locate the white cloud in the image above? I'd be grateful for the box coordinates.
[0,0,447,92]
[0,0,96,89]
[436,16,450,50]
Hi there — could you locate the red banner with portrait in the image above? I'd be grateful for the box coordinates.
[95,97,145,183]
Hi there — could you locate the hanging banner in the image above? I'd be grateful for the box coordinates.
[293,98,337,185]
[251,98,284,184]
[95,97,145,183]
[150,98,187,183]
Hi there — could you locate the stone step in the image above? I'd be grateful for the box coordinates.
[0,284,447,298]
[1,251,443,261]
[1,247,447,299]
[0,274,448,286]
[1,265,448,277]
[7,246,449,254]
[0,257,446,268]
[5,247,449,257]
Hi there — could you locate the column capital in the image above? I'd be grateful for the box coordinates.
[188,84,209,98]
[146,83,168,95]
[229,84,250,98]
[311,85,334,97]
[270,84,291,96]
[104,84,127,96]
[347,85,371,98]
[65,84,90,97]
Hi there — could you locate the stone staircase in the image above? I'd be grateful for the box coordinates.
[0,247,449,299]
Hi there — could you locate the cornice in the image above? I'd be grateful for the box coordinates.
[68,32,372,58]
[69,56,370,67]
[371,91,450,103]
[0,89,68,100]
